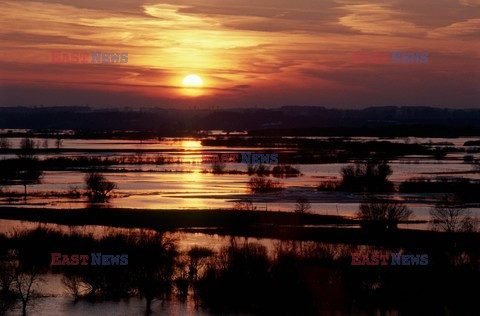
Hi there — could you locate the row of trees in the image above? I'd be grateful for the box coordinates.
[0,139,44,198]
[314,160,477,232]
[232,196,475,233]
[210,162,301,178]
[321,160,480,195]
[0,229,209,315]
[0,138,63,151]
[3,227,480,316]
[356,197,476,232]
[0,250,42,316]
[0,138,116,202]
[340,161,394,192]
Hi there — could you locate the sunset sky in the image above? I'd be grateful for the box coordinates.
[0,0,479,108]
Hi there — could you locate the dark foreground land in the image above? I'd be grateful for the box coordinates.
[1,207,480,316]
[0,207,352,229]
[0,207,478,251]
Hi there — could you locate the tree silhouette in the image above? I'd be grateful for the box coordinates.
[15,265,41,316]
[294,198,312,214]
[17,138,36,160]
[84,172,117,202]
[340,161,394,192]
[0,139,44,199]
[356,200,412,230]
[130,232,178,314]
[55,137,63,151]
[474,160,480,173]
[187,246,214,302]
[429,196,475,232]
[248,176,283,193]
[16,159,43,199]
[0,250,17,316]
[232,200,257,211]
[0,138,11,151]
[17,139,43,199]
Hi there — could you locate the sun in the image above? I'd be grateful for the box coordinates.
[182,74,203,87]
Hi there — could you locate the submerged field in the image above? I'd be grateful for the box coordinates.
[1,216,480,316]
[1,131,480,315]
[0,133,479,229]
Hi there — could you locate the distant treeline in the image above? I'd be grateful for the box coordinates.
[1,106,480,136]
[202,138,457,161]
[249,125,480,137]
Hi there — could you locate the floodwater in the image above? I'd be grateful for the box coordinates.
[1,136,479,227]
[1,134,478,315]
[0,218,328,316]
[10,297,212,316]
[0,219,280,254]
[0,218,378,316]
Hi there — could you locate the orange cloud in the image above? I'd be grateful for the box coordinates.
[0,0,478,108]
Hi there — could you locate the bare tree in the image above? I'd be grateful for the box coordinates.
[356,200,413,230]
[14,138,43,199]
[0,159,42,199]
[17,138,36,160]
[130,231,178,314]
[294,198,312,214]
[18,161,43,200]
[14,265,41,316]
[473,160,480,173]
[62,275,85,302]
[0,251,17,316]
[232,200,257,211]
[187,246,214,302]
[0,138,11,151]
[430,196,476,232]
[55,138,63,150]
[84,172,117,202]
[248,176,283,193]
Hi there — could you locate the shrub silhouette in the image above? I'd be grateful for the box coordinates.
[340,162,393,192]
[356,200,412,230]
[271,165,301,177]
[429,196,476,232]
[0,158,43,200]
[84,172,117,202]
[294,198,312,214]
[2,228,480,315]
[129,231,178,314]
[248,176,283,193]
[232,200,257,211]
[247,164,271,176]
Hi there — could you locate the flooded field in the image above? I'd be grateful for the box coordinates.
[1,135,479,228]
[0,219,375,316]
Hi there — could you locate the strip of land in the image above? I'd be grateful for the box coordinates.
[0,207,351,229]
[1,207,478,252]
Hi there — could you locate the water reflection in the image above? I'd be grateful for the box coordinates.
[1,136,479,231]
[3,219,479,316]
